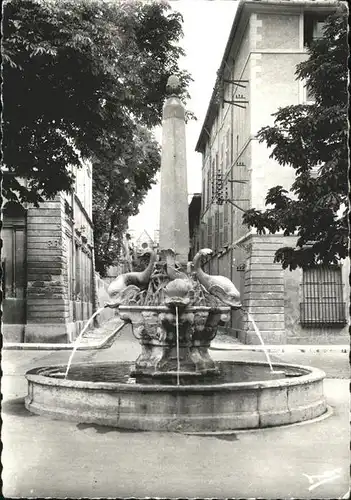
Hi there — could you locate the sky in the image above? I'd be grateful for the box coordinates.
[128,0,239,239]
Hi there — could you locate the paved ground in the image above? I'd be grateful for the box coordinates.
[1,325,350,499]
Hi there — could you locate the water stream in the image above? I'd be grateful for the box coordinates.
[64,306,106,379]
[242,309,276,372]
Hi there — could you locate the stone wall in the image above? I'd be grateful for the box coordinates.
[25,198,69,343]
[23,194,97,343]
[239,234,285,344]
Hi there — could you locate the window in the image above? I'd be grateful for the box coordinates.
[304,14,326,47]
[201,227,206,248]
[207,170,211,208]
[211,159,216,204]
[310,166,319,179]
[219,212,224,248]
[300,266,346,326]
[220,142,224,176]
[304,83,314,102]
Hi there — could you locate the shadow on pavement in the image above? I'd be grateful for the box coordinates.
[76,422,145,434]
[2,397,36,417]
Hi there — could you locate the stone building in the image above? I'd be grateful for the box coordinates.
[2,160,98,343]
[195,0,348,344]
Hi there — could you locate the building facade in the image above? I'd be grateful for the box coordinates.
[195,0,348,344]
[2,160,98,343]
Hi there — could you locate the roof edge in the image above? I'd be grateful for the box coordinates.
[195,0,245,153]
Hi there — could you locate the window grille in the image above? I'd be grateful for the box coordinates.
[300,266,346,326]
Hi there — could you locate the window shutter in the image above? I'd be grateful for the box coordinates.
[223,203,229,245]
[207,216,213,249]
[214,212,219,250]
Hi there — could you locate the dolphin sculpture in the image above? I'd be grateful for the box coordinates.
[164,248,189,281]
[106,250,157,307]
[193,248,242,309]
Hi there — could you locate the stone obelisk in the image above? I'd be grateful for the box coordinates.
[159,75,190,266]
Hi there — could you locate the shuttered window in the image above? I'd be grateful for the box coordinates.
[219,212,224,248]
[214,212,219,250]
[223,203,229,245]
[207,216,213,249]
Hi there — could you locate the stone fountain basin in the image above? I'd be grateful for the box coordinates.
[25,361,326,432]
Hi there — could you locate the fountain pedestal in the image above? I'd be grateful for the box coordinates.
[119,305,230,384]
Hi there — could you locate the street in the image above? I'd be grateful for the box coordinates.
[2,328,349,499]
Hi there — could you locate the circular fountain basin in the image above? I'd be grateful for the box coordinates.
[25,361,326,432]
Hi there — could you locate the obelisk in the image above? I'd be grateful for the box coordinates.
[159,75,190,266]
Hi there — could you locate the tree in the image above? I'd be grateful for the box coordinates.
[93,124,160,275]
[3,0,193,275]
[242,4,348,270]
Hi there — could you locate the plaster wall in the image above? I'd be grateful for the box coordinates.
[255,12,301,51]
[250,51,305,210]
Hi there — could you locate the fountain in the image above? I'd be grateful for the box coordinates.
[25,76,327,432]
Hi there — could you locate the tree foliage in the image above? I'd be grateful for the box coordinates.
[3,0,193,275]
[93,125,160,275]
[242,4,348,270]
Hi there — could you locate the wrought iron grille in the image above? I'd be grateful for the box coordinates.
[300,266,346,326]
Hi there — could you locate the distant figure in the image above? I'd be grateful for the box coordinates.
[122,233,134,272]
